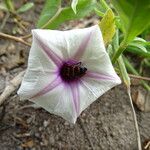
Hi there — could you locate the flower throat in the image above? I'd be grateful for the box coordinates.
[60,61,87,82]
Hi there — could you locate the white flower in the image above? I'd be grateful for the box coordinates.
[18,25,121,123]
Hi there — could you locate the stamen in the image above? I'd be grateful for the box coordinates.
[60,61,87,82]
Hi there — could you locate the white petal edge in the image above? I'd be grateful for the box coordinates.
[78,76,121,114]
[32,26,98,61]
[29,83,78,124]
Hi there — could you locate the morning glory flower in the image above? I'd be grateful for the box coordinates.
[18,25,121,123]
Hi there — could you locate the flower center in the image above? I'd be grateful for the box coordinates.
[60,61,87,82]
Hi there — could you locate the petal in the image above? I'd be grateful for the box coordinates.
[32,26,98,61]
[31,29,70,60]
[30,83,77,124]
[70,83,80,115]
[72,31,92,60]
[31,76,62,99]
[26,31,59,72]
[18,69,56,100]
[77,76,120,114]
[80,25,106,63]
[85,71,120,81]
[79,25,120,80]
[33,30,63,67]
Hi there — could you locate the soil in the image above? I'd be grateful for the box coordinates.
[0,1,150,150]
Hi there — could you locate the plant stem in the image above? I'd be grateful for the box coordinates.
[112,39,128,64]
[113,31,142,150]
[41,7,62,29]
[0,32,31,46]
[21,7,63,39]
[129,74,150,81]
[127,88,142,150]
[100,0,109,10]
[124,56,150,91]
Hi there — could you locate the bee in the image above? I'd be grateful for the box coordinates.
[60,62,87,81]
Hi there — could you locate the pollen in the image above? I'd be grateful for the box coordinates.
[60,61,87,82]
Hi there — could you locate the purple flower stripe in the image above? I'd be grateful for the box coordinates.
[34,33,63,67]
[31,77,62,99]
[85,71,117,81]
[72,31,92,61]
[70,83,80,115]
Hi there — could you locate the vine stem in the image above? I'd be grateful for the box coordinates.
[113,31,142,150]
[0,32,31,46]
[41,7,62,29]
[127,87,142,150]
[112,39,128,64]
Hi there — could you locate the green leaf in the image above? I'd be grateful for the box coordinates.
[41,0,96,29]
[133,37,146,43]
[125,37,150,58]
[99,0,109,10]
[129,43,147,53]
[4,0,15,12]
[126,45,150,58]
[37,0,61,28]
[94,8,104,17]
[99,9,115,45]
[71,0,78,14]
[111,0,150,43]
[17,2,34,13]
[95,0,109,17]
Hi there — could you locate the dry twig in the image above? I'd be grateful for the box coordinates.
[0,70,25,106]
[127,88,142,150]
[129,74,150,82]
[0,32,31,46]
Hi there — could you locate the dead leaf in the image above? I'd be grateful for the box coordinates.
[132,89,150,112]
[21,140,34,148]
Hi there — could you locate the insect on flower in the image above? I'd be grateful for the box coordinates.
[60,61,87,81]
[17,25,121,123]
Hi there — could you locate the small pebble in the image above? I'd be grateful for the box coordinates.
[43,120,49,128]
[39,127,43,131]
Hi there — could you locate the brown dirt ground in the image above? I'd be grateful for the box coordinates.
[0,0,150,150]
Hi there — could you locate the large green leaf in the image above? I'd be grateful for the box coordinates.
[37,0,61,28]
[111,0,150,43]
[38,0,96,29]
